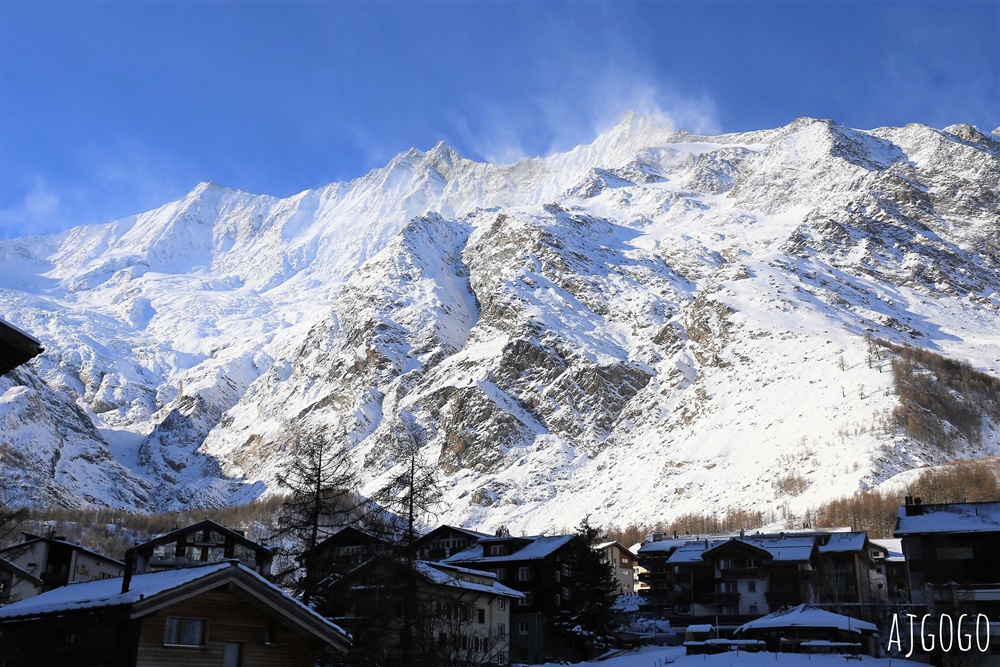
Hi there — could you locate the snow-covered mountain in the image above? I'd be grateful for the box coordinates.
[2,114,999,533]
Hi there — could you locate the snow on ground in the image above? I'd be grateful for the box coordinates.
[531,647,926,667]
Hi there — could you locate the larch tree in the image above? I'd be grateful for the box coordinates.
[271,424,361,605]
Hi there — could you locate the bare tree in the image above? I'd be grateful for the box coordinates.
[271,424,361,604]
[370,411,443,555]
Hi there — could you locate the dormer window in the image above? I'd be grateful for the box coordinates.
[489,544,506,556]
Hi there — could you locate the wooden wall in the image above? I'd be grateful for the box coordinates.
[136,586,318,667]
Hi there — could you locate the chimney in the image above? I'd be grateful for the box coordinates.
[121,548,136,594]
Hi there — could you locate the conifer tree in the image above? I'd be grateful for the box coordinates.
[271,424,360,604]
[558,516,621,657]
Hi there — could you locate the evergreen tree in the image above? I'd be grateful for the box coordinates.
[558,516,621,657]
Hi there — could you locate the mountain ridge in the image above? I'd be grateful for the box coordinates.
[1,114,998,533]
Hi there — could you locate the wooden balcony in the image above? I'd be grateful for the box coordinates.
[698,591,740,604]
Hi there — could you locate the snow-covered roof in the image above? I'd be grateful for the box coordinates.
[414,561,524,599]
[0,560,348,649]
[895,502,1000,535]
[870,538,904,562]
[740,536,816,562]
[0,562,235,619]
[638,538,690,554]
[443,534,574,564]
[687,624,714,633]
[818,531,867,553]
[735,605,877,635]
[666,540,721,564]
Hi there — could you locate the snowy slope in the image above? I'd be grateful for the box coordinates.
[1,115,998,533]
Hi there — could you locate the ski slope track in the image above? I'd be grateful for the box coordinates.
[2,115,999,532]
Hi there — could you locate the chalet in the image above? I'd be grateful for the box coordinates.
[0,557,42,605]
[638,530,885,629]
[0,560,350,666]
[895,499,1000,617]
[306,525,395,582]
[443,533,579,664]
[415,525,493,562]
[133,519,273,576]
[0,317,43,377]
[595,540,637,594]
[0,532,124,593]
[320,555,522,665]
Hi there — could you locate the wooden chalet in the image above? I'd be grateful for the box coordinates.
[414,525,492,562]
[0,561,350,667]
[134,519,273,576]
[307,525,395,581]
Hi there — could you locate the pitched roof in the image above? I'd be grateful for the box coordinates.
[895,501,1000,535]
[0,561,350,652]
[1,534,124,568]
[0,557,42,586]
[0,318,43,377]
[667,534,818,564]
[135,518,272,554]
[639,538,694,554]
[414,525,493,545]
[818,531,868,553]
[442,534,574,564]
[414,561,525,599]
[870,538,904,562]
[735,605,877,634]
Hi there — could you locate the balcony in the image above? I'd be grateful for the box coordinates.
[719,567,765,579]
[698,591,740,604]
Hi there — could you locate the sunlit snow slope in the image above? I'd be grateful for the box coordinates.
[1,114,999,533]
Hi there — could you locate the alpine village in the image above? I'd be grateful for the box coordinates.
[2,318,1000,667]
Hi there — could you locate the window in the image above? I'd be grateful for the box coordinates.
[554,569,561,582]
[497,623,506,636]
[223,641,244,667]
[554,594,561,607]
[477,608,486,624]
[265,622,280,645]
[518,621,529,635]
[518,591,533,607]
[490,544,506,556]
[518,566,533,581]
[498,598,505,610]
[747,581,756,592]
[749,603,758,615]
[164,617,207,646]
[491,568,505,582]
[152,541,177,560]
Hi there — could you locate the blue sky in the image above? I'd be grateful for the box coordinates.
[0,1,997,239]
